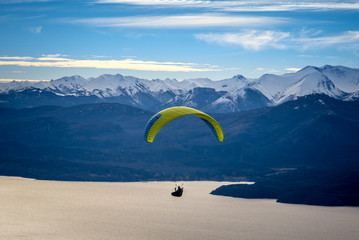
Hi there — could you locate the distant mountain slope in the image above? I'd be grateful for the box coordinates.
[0,94,358,183]
[1,65,358,112]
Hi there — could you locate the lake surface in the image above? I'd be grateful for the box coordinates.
[1,176,358,240]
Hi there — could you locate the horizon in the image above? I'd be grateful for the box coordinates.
[1,1,359,81]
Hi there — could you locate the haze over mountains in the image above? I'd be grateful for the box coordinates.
[1,65,358,112]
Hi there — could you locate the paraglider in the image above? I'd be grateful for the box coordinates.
[144,106,224,143]
[171,183,184,197]
[144,106,224,197]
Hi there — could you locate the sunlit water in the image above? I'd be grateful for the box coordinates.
[1,176,358,240]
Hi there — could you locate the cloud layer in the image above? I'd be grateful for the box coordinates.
[195,30,359,51]
[94,0,359,12]
[71,14,285,28]
[195,31,290,50]
[0,56,219,72]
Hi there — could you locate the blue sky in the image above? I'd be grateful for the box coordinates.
[0,0,358,81]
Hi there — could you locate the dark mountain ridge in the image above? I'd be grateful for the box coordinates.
[1,94,359,205]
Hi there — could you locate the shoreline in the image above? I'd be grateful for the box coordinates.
[0,175,253,184]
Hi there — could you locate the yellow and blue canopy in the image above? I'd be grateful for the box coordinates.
[144,106,223,143]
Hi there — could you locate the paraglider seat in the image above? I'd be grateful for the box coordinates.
[171,188,183,197]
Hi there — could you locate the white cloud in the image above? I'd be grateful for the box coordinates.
[29,26,42,34]
[298,54,316,58]
[37,54,70,61]
[42,54,67,58]
[71,14,285,28]
[223,67,241,71]
[195,30,359,51]
[195,31,290,50]
[285,67,301,72]
[37,57,71,61]
[0,56,219,72]
[93,0,359,12]
[0,56,34,60]
[297,31,359,49]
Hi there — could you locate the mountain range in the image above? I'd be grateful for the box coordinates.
[1,94,358,179]
[1,65,359,206]
[1,65,358,112]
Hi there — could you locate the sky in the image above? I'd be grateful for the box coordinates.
[0,0,359,81]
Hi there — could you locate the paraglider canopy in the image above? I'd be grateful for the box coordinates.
[144,106,224,143]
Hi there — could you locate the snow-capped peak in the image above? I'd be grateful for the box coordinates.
[0,65,358,112]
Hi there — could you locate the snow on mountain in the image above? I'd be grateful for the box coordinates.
[85,74,141,97]
[346,90,359,101]
[251,67,319,103]
[320,65,359,93]
[251,66,357,105]
[0,80,48,93]
[0,65,358,112]
[0,75,87,96]
[47,75,87,95]
[275,68,346,105]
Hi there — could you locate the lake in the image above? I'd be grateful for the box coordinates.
[0,176,358,240]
